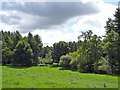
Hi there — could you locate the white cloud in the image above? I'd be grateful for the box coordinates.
[0,23,19,32]
[1,1,117,46]
[2,2,100,33]
[30,29,80,46]
[71,1,117,36]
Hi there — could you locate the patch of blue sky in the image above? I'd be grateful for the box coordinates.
[65,17,80,26]
[63,17,82,32]
[103,0,119,6]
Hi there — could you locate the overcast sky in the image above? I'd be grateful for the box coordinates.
[0,0,118,46]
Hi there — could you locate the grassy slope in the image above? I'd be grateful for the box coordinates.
[2,66,118,88]
[0,66,2,89]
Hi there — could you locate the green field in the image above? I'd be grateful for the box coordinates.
[1,66,118,88]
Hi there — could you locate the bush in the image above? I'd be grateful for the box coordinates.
[66,51,79,70]
[59,55,72,67]
[70,55,80,70]
[50,63,59,67]
[70,58,78,70]
[2,46,14,65]
[94,57,111,74]
[69,51,78,57]
[77,55,89,73]
[39,57,53,65]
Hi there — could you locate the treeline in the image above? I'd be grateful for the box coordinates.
[1,31,43,66]
[1,8,120,75]
[0,30,79,66]
[59,8,120,75]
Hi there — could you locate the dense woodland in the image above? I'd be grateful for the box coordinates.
[0,8,120,75]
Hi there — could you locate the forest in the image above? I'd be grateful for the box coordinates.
[0,7,120,75]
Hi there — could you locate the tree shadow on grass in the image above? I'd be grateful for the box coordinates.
[59,67,119,77]
[5,65,30,69]
[59,67,78,72]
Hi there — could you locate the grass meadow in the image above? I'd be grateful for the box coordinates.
[1,66,118,88]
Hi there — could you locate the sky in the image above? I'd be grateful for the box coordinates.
[0,0,119,46]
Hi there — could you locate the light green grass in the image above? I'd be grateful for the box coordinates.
[2,66,118,88]
[0,66,2,89]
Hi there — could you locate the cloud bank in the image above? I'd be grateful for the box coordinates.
[1,1,117,46]
[2,2,100,33]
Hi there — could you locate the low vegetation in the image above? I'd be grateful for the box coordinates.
[2,66,118,88]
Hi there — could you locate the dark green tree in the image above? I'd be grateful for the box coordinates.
[104,7,120,74]
[78,30,102,73]
[14,39,33,66]
[103,30,119,74]
[33,35,43,65]
[68,41,77,52]
[2,45,14,65]
[52,41,69,63]
[13,31,22,49]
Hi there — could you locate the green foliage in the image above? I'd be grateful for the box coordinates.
[94,57,111,74]
[2,46,14,65]
[27,33,43,61]
[69,51,78,57]
[14,39,33,66]
[68,41,77,52]
[40,51,53,65]
[45,51,53,64]
[52,41,69,63]
[1,30,43,66]
[69,51,79,70]
[59,55,72,67]
[0,40,2,65]
[70,55,79,70]
[32,34,43,65]
[41,46,51,58]
[40,46,53,64]
[103,30,119,74]
[103,7,120,74]
[77,30,102,73]
[13,31,22,47]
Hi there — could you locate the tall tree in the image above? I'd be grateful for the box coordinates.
[78,30,102,73]
[13,31,22,49]
[33,35,43,65]
[0,45,1,65]
[27,33,43,65]
[41,45,50,58]
[68,41,77,52]
[52,41,69,63]
[14,39,33,66]
[104,7,120,74]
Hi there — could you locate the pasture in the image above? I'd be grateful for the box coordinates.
[1,66,118,88]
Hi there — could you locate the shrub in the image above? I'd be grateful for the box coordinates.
[94,57,111,74]
[77,55,89,73]
[59,55,72,67]
[70,55,80,70]
[50,63,59,67]
[70,58,78,70]
[69,51,78,58]
[67,51,79,70]
[2,46,14,65]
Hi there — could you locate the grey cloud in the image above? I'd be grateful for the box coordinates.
[84,20,102,28]
[2,14,21,25]
[2,2,100,33]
